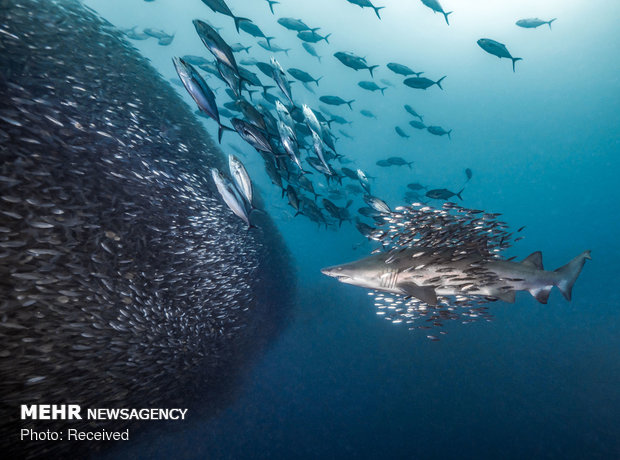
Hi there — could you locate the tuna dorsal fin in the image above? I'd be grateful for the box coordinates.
[398,282,437,305]
[529,286,552,304]
[522,251,543,270]
[494,290,516,303]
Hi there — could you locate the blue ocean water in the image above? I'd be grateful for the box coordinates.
[86,0,620,458]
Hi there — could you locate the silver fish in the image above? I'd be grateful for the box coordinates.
[211,168,253,228]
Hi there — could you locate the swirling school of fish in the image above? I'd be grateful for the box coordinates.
[131,0,584,337]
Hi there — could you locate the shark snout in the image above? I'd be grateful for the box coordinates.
[320,265,350,282]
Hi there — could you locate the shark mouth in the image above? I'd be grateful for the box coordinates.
[320,267,350,282]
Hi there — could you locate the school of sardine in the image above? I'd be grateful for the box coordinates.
[0,0,294,457]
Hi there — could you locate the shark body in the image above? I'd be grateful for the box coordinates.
[321,247,590,306]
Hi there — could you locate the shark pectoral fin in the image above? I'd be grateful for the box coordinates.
[398,282,437,306]
[495,290,516,303]
[529,286,552,304]
[522,251,544,269]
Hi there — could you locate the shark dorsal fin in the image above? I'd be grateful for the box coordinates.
[522,251,543,270]
[529,286,552,304]
[398,282,437,305]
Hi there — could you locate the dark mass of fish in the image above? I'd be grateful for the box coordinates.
[0,1,294,457]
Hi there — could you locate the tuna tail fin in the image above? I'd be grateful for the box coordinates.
[265,36,275,47]
[310,27,321,33]
[267,0,279,14]
[346,99,355,110]
[548,18,557,30]
[233,17,251,34]
[218,125,234,144]
[250,206,266,215]
[315,76,323,86]
[554,250,591,300]
[407,161,414,169]
[511,57,522,72]
[444,11,452,25]
[436,75,447,89]
[317,56,322,63]
[379,87,387,95]
[456,188,464,200]
[284,48,291,56]
[323,33,332,44]
[374,6,385,19]
[447,129,452,139]
[368,65,380,77]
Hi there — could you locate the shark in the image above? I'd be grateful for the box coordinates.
[321,247,591,306]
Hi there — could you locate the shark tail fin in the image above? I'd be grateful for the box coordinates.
[444,11,452,25]
[548,18,557,30]
[233,17,251,34]
[511,57,522,72]
[374,6,385,19]
[554,250,591,301]
[368,65,379,78]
